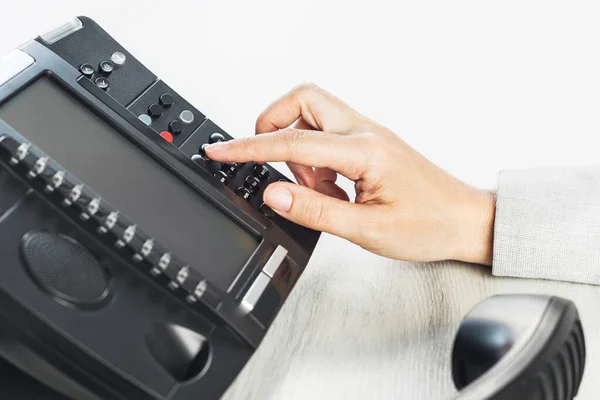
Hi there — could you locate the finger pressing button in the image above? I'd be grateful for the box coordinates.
[191,154,208,168]
[199,143,211,158]
[259,203,275,218]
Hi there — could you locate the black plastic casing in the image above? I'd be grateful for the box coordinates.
[0,16,320,400]
[452,295,586,400]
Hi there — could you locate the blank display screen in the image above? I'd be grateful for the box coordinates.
[0,78,257,291]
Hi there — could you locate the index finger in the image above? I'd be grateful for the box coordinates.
[255,83,364,134]
[205,129,366,181]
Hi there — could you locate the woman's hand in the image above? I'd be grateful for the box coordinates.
[206,83,495,265]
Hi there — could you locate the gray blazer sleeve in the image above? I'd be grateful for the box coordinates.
[492,166,600,284]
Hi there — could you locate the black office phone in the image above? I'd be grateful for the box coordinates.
[0,17,320,400]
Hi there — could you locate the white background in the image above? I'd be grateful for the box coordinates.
[2,1,600,190]
[2,2,600,399]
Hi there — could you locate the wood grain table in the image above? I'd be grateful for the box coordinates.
[223,233,600,400]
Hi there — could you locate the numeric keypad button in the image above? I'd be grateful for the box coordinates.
[252,164,270,181]
[209,133,226,143]
[221,163,240,177]
[236,187,252,202]
[244,176,261,193]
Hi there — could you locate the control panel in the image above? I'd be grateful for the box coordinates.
[43,17,294,229]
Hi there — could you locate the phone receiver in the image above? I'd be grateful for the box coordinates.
[452,294,586,400]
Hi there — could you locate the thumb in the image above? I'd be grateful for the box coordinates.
[263,182,367,243]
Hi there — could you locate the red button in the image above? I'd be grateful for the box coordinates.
[159,131,173,143]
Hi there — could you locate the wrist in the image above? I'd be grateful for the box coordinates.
[451,187,496,265]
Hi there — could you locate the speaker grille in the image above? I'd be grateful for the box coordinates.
[22,232,110,305]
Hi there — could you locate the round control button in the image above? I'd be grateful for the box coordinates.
[160,131,173,143]
[110,52,127,66]
[222,163,240,177]
[148,104,163,118]
[259,203,276,218]
[138,114,152,126]
[169,120,184,135]
[252,164,270,180]
[159,93,174,108]
[199,143,211,158]
[99,61,114,75]
[94,77,110,91]
[209,133,226,143]
[244,176,261,193]
[191,154,208,168]
[236,187,252,202]
[179,110,195,124]
[80,63,95,78]
[214,171,231,185]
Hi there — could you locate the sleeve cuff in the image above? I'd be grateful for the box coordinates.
[492,166,600,285]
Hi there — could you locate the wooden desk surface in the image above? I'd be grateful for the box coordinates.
[224,234,600,400]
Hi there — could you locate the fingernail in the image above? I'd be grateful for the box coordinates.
[206,142,229,152]
[264,186,293,212]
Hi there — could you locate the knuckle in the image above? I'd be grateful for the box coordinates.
[358,132,383,147]
[357,132,386,158]
[293,82,319,95]
[292,82,323,106]
[255,112,271,131]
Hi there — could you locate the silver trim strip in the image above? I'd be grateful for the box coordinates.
[168,325,207,360]
[453,294,551,400]
[262,245,288,278]
[241,272,270,312]
[0,49,35,88]
[39,18,83,44]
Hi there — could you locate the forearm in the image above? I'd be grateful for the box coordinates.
[454,188,496,266]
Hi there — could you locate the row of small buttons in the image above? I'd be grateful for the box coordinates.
[2,135,217,307]
[234,165,270,209]
[137,93,195,144]
[79,52,127,91]
[190,134,274,217]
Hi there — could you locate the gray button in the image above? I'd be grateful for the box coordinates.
[138,114,152,126]
[241,272,270,312]
[110,52,127,66]
[179,110,194,124]
[262,246,288,278]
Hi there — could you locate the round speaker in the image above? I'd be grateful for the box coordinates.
[21,231,110,307]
